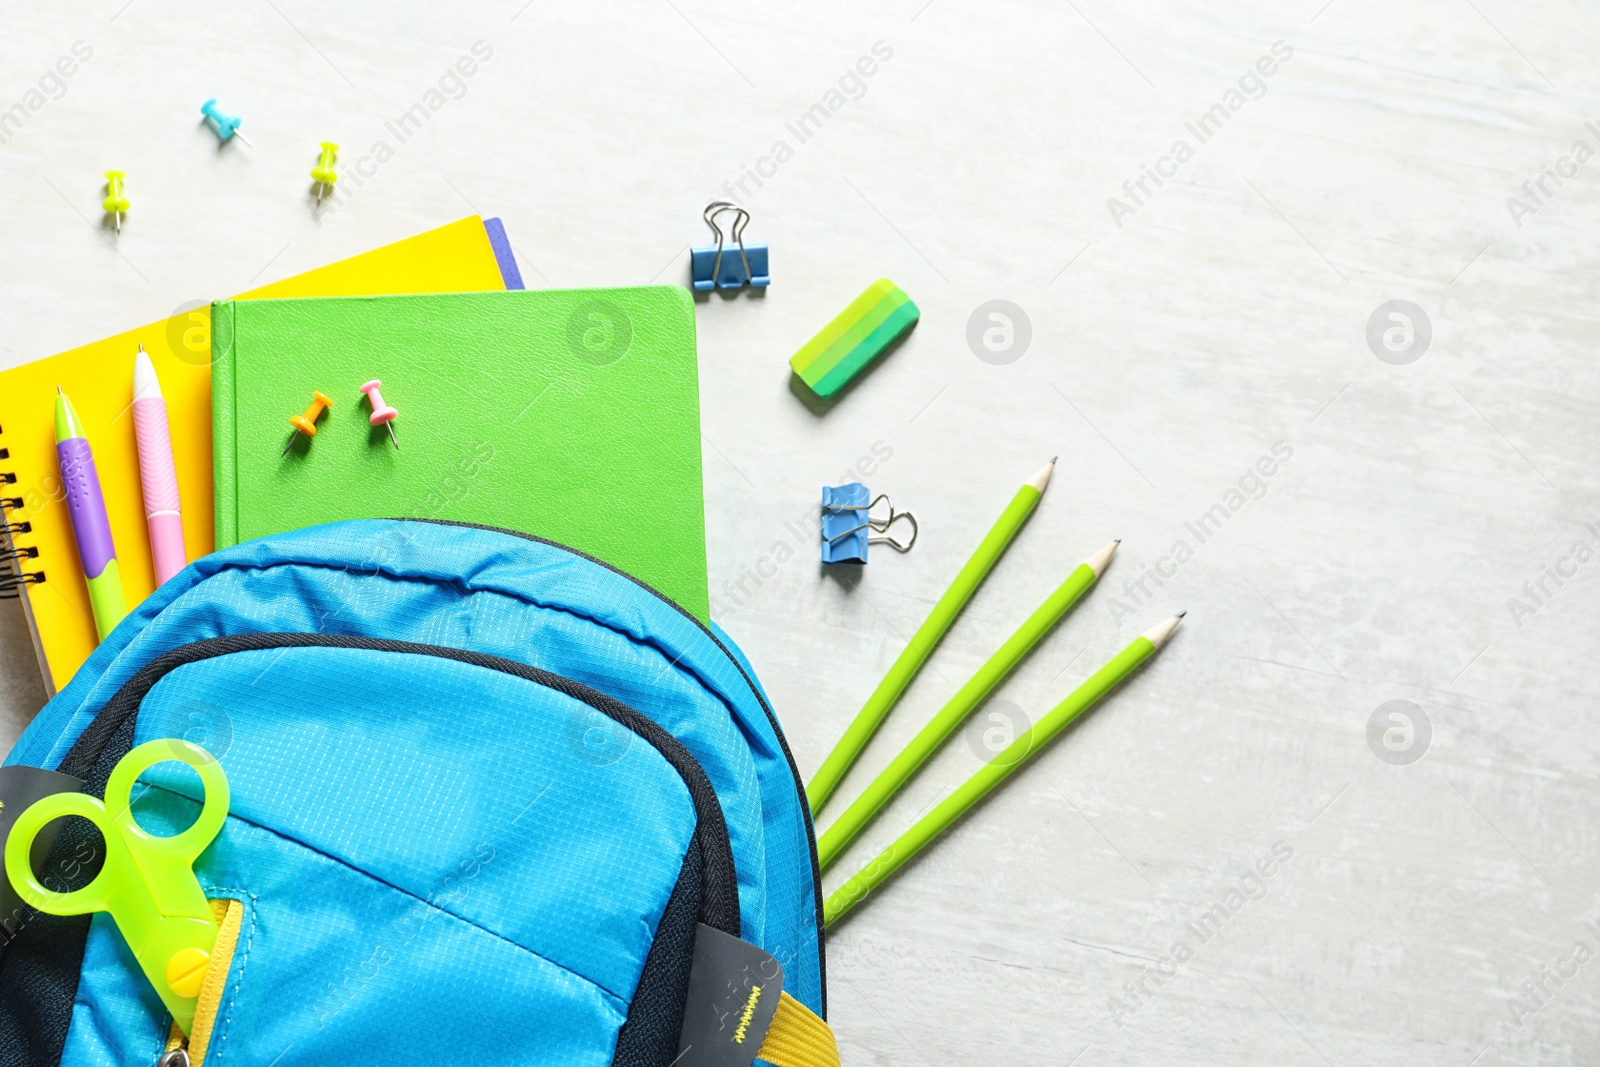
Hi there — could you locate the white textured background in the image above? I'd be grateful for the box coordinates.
[3,1,1598,1063]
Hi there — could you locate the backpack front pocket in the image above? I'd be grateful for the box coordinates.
[37,634,739,1067]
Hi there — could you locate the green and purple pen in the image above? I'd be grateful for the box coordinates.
[55,386,126,640]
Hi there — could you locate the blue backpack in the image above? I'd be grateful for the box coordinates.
[0,519,837,1067]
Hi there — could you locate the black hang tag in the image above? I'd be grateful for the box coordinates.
[675,923,786,1067]
[0,765,85,938]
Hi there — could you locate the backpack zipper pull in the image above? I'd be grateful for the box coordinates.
[157,1049,190,1067]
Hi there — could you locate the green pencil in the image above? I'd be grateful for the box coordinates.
[816,539,1119,870]
[807,459,1056,815]
[823,613,1184,925]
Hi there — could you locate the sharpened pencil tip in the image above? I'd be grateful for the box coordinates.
[1029,459,1056,494]
[1086,540,1119,576]
[1142,613,1185,648]
[1176,610,1187,618]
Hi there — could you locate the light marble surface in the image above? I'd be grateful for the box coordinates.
[3,1,1598,1063]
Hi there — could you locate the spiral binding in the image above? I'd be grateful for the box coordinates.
[0,424,45,598]
[0,572,44,598]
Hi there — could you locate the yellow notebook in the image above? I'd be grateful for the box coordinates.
[0,217,511,694]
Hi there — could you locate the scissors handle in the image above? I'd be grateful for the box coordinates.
[4,739,230,919]
[3,790,117,916]
[103,738,231,864]
[3,739,229,1038]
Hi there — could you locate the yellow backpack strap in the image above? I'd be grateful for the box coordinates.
[756,990,840,1067]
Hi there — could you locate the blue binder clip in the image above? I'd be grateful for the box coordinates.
[692,201,769,292]
[821,483,917,564]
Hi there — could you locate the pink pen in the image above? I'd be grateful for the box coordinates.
[132,346,187,584]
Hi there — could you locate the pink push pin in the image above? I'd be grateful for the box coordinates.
[359,379,399,450]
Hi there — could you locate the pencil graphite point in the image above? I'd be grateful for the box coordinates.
[1143,613,1184,649]
[1029,458,1056,494]
[1085,539,1119,576]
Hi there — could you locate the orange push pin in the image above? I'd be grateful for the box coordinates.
[282,390,333,456]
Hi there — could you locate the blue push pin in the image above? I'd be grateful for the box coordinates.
[201,98,253,147]
[691,201,769,292]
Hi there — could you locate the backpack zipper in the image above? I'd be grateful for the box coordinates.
[154,897,244,1067]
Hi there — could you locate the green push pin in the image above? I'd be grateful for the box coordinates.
[311,141,338,204]
[103,170,129,234]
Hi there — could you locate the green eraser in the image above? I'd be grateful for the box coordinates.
[789,279,919,398]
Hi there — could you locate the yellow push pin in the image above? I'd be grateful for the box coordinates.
[311,142,339,204]
[282,390,333,455]
[103,170,129,234]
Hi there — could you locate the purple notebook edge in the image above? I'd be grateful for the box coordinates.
[482,217,525,291]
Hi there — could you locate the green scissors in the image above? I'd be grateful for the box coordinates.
[3,739,230,1035]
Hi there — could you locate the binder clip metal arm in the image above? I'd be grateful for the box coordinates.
[821,485,918,564]
[691,201,770,292]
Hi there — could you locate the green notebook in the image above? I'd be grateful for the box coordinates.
[212,286,709,621]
